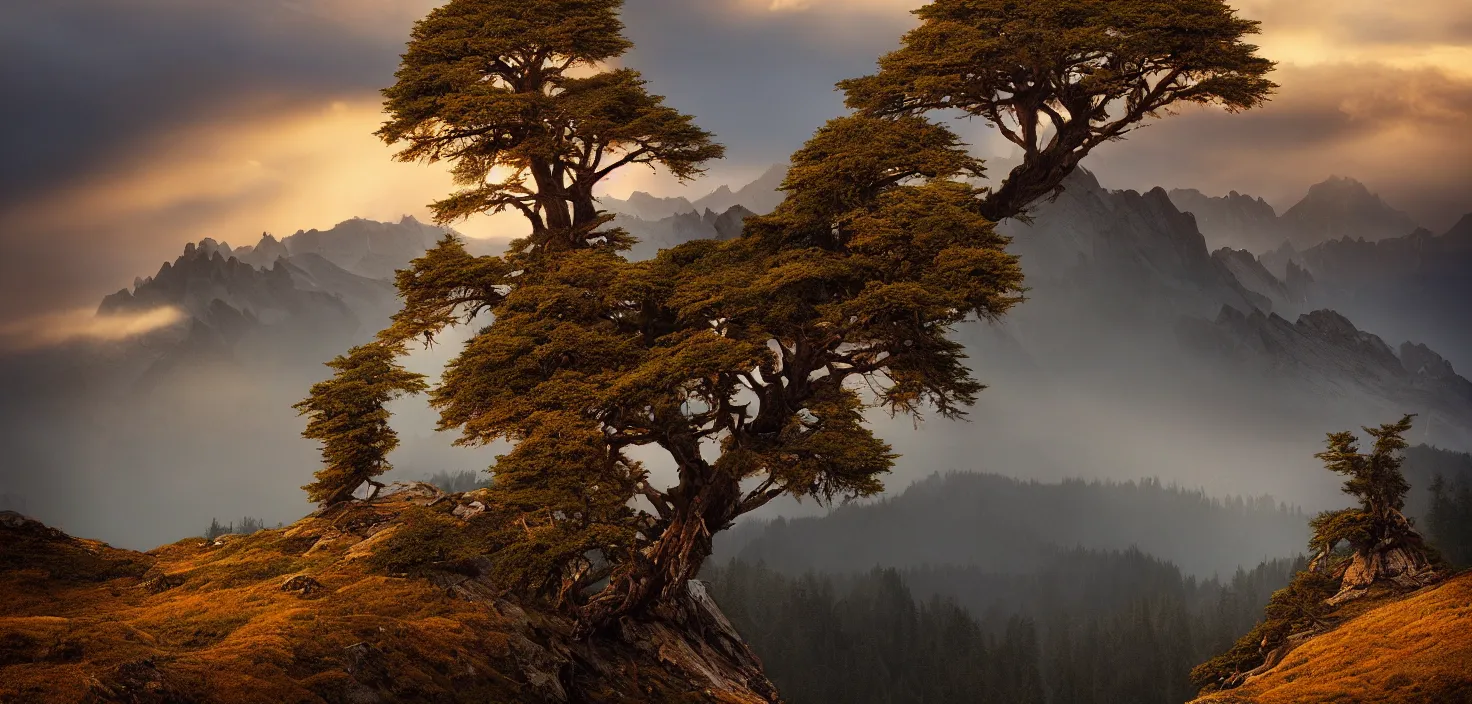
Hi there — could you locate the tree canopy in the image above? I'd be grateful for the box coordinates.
[840,0,1277,222]
[295,344,428,507]
[335,0,1276,626]
[378,0,723,249]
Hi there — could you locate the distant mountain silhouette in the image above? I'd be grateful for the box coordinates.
[1261,215,1472,374]
[93,217,455,386]
[619,205,757,261]
[598,164,787,221]
[1002,169,1269,321]
[230,215,448,279]
[1169,177,1420,254]
[1180,307,1472,447]
[1169,188,1285,253]
[1280,176,1419,248]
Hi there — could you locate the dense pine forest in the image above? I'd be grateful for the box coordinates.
[706,553,1300,704]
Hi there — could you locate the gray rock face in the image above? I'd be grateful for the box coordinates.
[1178,306,1472,446]
[1002,169,1270,320]
[1169,188,1285,254]
[1213,248,1292,309]
[621,204,761,261]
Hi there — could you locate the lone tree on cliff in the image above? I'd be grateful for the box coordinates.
[1309,414,1439,596]
[354,0,1275,626]
[1192,416,1442,692]
[295,344,428,507]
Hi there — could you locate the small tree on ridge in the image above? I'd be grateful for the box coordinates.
[295,344,428,507]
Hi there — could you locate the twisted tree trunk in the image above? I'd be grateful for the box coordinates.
[580,467,740,631]
[1313,509,1441,605]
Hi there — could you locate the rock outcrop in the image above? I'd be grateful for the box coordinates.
[0,488,781,703]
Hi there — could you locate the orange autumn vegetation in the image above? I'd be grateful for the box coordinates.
[1194,572,1472,704]
[0,488,776,704]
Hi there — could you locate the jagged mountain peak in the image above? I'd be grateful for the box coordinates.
[1281,176,1418,248]
[1001,168,1270,319]
[599,164,789,222]
[1168,187,1284,253]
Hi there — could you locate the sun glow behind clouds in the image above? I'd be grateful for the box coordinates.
[744,0,922,14]
[0,307,186,351]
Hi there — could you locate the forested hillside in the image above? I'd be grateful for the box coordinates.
[706,553,1300,704]
[722,473,1305,578]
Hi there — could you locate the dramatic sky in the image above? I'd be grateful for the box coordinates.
[3,0,1471,328]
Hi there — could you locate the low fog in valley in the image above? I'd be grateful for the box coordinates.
[3,167,1469,571]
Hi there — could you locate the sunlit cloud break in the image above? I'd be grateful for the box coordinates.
[0,307,185,351]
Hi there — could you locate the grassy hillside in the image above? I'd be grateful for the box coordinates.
[0,488,778,704]
[1194,573,1472,704]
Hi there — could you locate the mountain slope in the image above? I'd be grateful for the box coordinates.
[1169,188,1285,253]
[234,216,449,279]
[1192,572,1472,703]
[1002,169,1269,321]
[1179,307,1472,448]
[1280,176,1419,248]
[0,488,779,704]
[1282,218,1472,373]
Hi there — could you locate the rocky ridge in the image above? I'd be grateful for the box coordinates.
[1179,307,1472,446]
[1280,176,1419,249]
[1168,188,1285,254]
[1168,177,1421,255]
[1002,169,1270,320]
[597,165,787,222]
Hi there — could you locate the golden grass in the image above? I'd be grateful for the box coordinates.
[0,499,627,703]
[1197,573,1472,704]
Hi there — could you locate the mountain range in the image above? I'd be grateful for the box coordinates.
[4,164,1471,548]
[1169,176,1421,253]
[596,163,787,221]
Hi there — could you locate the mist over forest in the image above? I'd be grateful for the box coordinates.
[3,159,1472,557]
